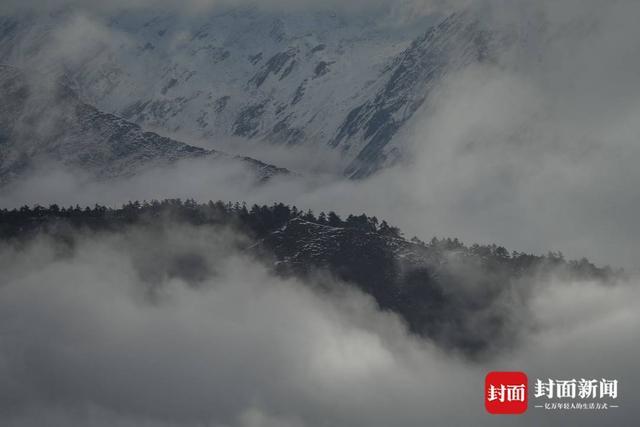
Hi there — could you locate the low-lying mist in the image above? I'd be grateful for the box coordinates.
[0,222,638,426]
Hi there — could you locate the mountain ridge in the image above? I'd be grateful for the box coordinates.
[0,64,290,186]
[0,199,618,356]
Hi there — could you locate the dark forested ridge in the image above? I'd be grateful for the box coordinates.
[0,200,619,356]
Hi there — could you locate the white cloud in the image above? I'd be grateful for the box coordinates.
[0,224,638,426]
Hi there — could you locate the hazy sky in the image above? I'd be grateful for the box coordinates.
[0,0,455,16]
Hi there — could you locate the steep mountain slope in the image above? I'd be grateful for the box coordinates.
[334,13,494,177]
[0,8,494,177]
[255,217,612,353]
[0,65,288,186]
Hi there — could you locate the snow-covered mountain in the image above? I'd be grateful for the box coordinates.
[0,64,288,186]
[0,7,494,178]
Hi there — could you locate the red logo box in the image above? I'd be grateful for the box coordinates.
[485,371,528,414]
